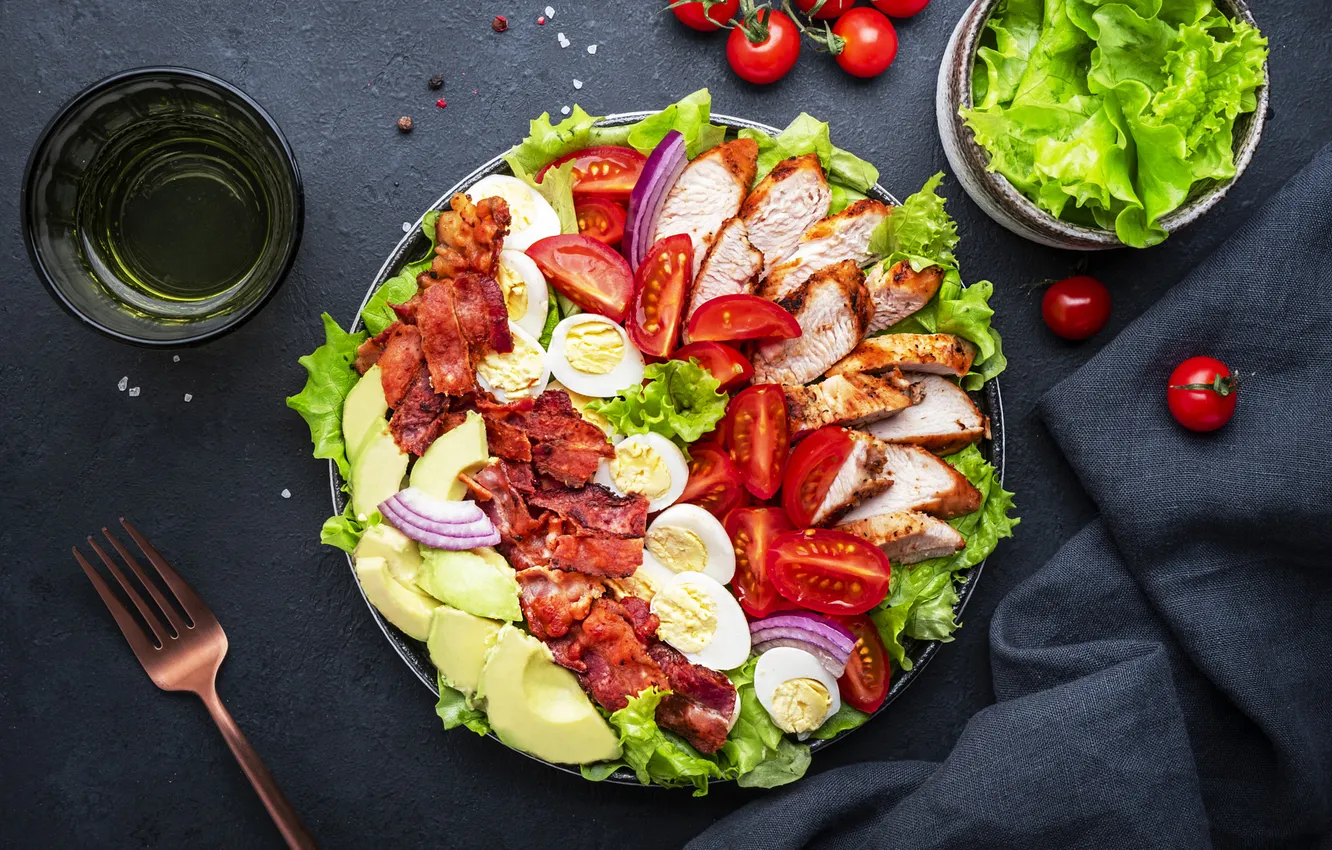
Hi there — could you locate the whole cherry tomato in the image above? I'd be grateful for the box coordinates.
[794,0,856,19]
[833,8,899,78]
[670,0,741,31]
[1167,357,1240,432]
[1042,275,1111,340]
[871,0,931,17]
[727,9,801,85]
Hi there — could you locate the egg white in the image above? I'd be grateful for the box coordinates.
[475,322,551,404]
[754,647,842,736]
[548,314,645,398]
[645,504,736,585]
[496,249,550,339]
[650,571,752,672]
[466,174,560,251]
[593,433,688,512]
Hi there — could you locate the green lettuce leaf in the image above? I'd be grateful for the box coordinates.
[586,359,728,449]
[614,88,728,158]
[510,159,580,236]
[538,285,561,349]
[361,209,440,335]
[718,657,809,787]
[736,738,811,789]
[435,673,490,736]
[286,313,366,478]
[806,702,871,741]
[589,688,722,795]
[738,113,879,213]
[320,508,379,553]
[869,172,959,268]
[502,105,603,178]
[870,444,1019,668]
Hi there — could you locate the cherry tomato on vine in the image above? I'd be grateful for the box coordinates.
[837,614,891,713]
[574,197,626,247]
[1167,357,1240,432]
[670,0,740,31]
[794,0,856,19]
[833,8,899,78]
[727,9,801,85]
[871,0,931,17]
[1042,275,1111,340]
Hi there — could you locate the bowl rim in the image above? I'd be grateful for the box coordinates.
[20,65,305,347]
[944,0,1269,248]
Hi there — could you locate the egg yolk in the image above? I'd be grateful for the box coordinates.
[646,526,708,574]
[770,678,832,734]
[565,322,624,374]
[654,582,717,654]
[610,440,672,499]
[561,384,614,435]
[496,261,529,320]
[477,334,543,399]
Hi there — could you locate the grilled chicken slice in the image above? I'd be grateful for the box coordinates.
[839,440,982,522]
[751,260,873,386]
[828,333,977,379]
[685,216,763,324]
[739,154,831,276]
[654,138,760,275]
[758,199,891,301]
[838,510,966,565]
[810,432,892,526]
[864,260,945,333]
[784,371,922,435]
[864,373,987,455]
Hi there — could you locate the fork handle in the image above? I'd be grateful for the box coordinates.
[199,686,319,850]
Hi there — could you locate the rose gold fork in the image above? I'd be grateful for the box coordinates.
[73,518,317,850]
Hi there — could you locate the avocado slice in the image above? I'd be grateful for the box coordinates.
[354,524,423,587]
[355,556,440,641]
[478,625,621,765]
[342,365,389,466]
[410,411,489,501]
[351,424,409,520]
[417,547,521,622]
[427,605,503,696]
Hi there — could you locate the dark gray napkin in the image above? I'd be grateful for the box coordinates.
[690,145,1332,850]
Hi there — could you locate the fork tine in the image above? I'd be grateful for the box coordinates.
[87,537,169,646]
[103,528,186,635]
[73,546,159,662]
[120,519,213,626]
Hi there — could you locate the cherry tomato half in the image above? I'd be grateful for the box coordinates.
[526,234,634,323]
[1042,275,1111,340]
[794,0,856,19]
[767,528,893,616]
[673,341,753,391]
[725,507,801,619]
[727,10,801,85]
[628,234,693,357]
[671,0,740,30]
[574,197,626,247]
[725,384,790,500]
[833,8,898,78]
[687,294,802,342]
[679,443,748,518]
[1167,356,1239,432]
[837,614,891,713]
[536,146,647,200]
[782,427,855,527]
[871,0,930,17]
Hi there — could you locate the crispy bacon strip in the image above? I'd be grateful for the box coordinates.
[548,597,667,711]
[389,371,459,456]
[473,462,541,541]
[647,642,738,754]
[354,326,393,375]
[453,272,513,357]
[516,567,604,641]
[376,324,425,408]
[423,194,510,284]
[549,534,643,578]
[485,417,532,462]
[417,282,473,396]
[528,485,648,538]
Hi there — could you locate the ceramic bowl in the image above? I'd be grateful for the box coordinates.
[936,0,1268,250]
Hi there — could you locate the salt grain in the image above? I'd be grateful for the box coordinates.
[545,5,555,17]
[402,221,412,233]
[573,79,583,90]
[184,393,193,402]
[172,355,180,363]
[128,387,141,397]
[281,489,291,499]
[561,105,571,115]
[587,44,597,54]
[117,376,128,391]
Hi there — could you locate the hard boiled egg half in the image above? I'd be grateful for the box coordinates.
[495,249,550,339]
[594,433,687,513]
[548,314,644,398]
[637,504,735,587]
[476,322,550,404]
[466,175,560,251]
[650,571,751,672]
[754,647,841,736]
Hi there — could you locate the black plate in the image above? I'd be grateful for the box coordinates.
[330,111,1006,787]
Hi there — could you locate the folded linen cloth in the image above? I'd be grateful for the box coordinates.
[690,144,1332,850]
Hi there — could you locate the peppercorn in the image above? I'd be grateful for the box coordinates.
[428,74,444,90]
[492,14,508,32]
[397,116,414,133]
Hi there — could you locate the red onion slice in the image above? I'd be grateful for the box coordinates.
[625,130,688,270]
[392,487,485,523]
[749,611,856,654]
[379,493,500,550]
[749,625,853,667]
[753,639,848,677]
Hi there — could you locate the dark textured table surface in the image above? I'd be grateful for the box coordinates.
[3,2,1328,847]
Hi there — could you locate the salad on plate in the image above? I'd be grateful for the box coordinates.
[289,90,1018,793]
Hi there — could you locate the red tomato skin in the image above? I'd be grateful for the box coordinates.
[1042,275,1111,340]
[686,294,802,342]
[526,235,634,323]
[724,507,801,619]
[1167,357,1238,432]
[725,384,790,500]
[536,146,647,200]
[833,8,898,78]
[794,0,855,19]
[871,0,930,16]
[573,197,626,247]
[627,234,693,357]
[727,10,801,85]
[836,614,891,713]
[673,341,753,391]
[679,444,749,518]
[782,427,855,527]
[767,528,893,616]
[672,0,740,30]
